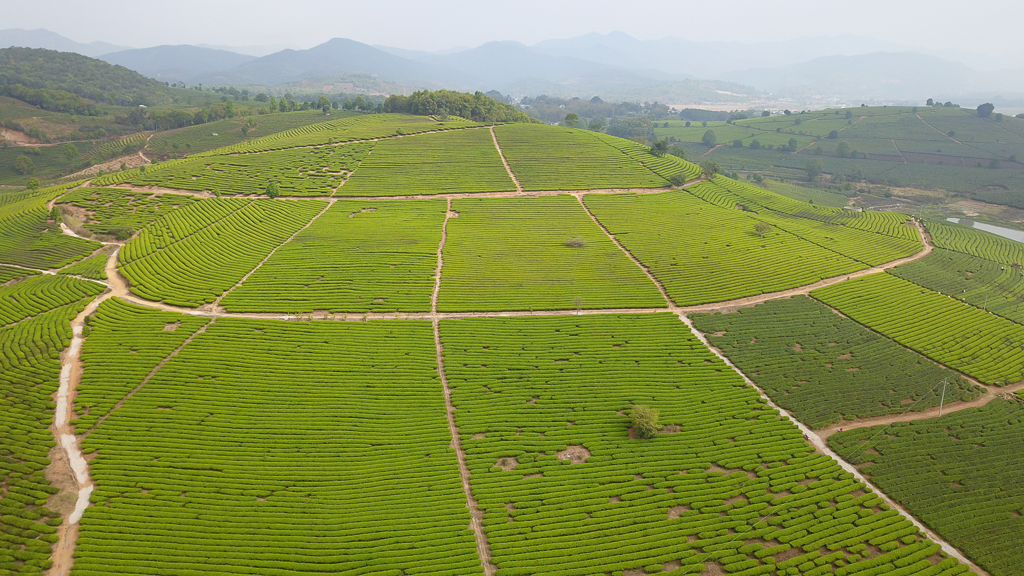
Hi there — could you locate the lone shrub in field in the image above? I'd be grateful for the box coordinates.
[109,226,134,241]
[631,405,659,439]
[754,221,772,237]
[564,236,587,248]
[668,173,688,186]
[265,182,280,198]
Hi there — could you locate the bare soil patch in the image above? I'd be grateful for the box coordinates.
[0,127,40,144]
[495,457,517,471]
[667,505,691,519]
[556,445,591,463]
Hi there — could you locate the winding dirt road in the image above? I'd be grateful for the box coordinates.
[31,188,998,576]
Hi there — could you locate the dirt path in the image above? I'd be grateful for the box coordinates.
[490,126,522,193]
[575,193,676,307]
[893,139,908,163]
[817,380,1024,440]
[677,314,989,576]
[917,113,963,145]
[46,280,117,576]
[432,320,497,576]
[432,199,453,314]
[61,153,151,184]
[83,320,214,439]
[678,220,931,314]
[211,198,337,309]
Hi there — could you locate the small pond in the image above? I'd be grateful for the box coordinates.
[946,218,1024,244]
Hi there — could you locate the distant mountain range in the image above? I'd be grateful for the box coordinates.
[3,28,1024,105]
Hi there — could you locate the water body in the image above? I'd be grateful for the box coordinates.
[947,218,1024,244]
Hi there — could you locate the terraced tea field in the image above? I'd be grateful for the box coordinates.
[812,273,1024,385]
[441,314,959,575]
[220,199,445,313]
[831,401,1024,576]
[119,198,327,306]
[583,189,866,306]
[339,128,516,196]
[692,296,980,429]
[2,110,1011,576]
[438,195,665,312]
[76,318,481,575]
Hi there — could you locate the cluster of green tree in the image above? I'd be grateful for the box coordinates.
[522,94,670,124]
[383,90,538,123]
[0,47,173,108]
[0,83,98,115]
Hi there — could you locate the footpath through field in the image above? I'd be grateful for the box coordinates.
[39,186,1000,576]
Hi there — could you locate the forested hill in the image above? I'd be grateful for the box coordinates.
[0,47,173,112]
[383,90,540,124]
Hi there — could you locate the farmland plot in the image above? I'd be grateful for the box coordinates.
[56,188,200,235]
[0,264,38,284]
[120,198,326,306]
[889,248,1024,325]
[831,401,1024,576]
[494,124,669,190]
[692,296,981,429]
[812,273,1024,385]
[0,274,103,326]
[59,252,109,280]
[340,128,515,196]
[442,313,963,576]
[438,195,664,312]
[0,302,92,575]
[75,319,481,575]
[584,190,864,306]
[221,199,445,313]
[72,298,210,434]
[0,185,100,269]
[132,143,373,197]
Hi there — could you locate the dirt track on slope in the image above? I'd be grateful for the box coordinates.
[816,380,1024,440]
[490,126,522,193]
[682,315,990,576]
[432,320,497,576]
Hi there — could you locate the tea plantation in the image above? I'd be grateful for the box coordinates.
[692,296,981,428]
[76,318,481,576]
[831,401,1024,576]
[220,199,446,314]
[3,111,1012,576]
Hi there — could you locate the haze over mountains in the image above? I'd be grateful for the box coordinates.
[3,27,1023,106]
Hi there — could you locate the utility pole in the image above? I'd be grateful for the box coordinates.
[938,378,948,417]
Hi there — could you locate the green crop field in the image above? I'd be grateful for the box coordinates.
[72,298,209,434]
[889,248,1024,325]
[0,263,38,284]
[146,110,363,157]
[0,274,103,325]
[0,184,101,269]
[685,179,924,267]
[76,317,481,575]
[584,189,865,305]
[926,220,1024,264]
[132,143,374,197]
[1,101,1009,575]
[812,273,1024,385]
[692,297,981,429]
[441,313,957,575]
[662,106,1024,210]
[120,198,326,306]
[339,128,516,196]
[58,251,108,280]
[495,123,673,190]
[56,187,201,235]
[0,302,89,574]
[220,199,445,314]
[830,401,1024,576]
[438,195,665,312]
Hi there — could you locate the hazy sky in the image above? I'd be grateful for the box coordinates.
[4,0,1023,54]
